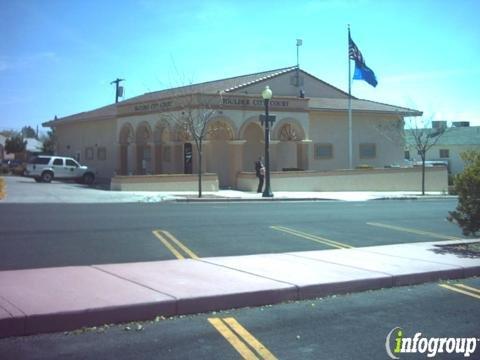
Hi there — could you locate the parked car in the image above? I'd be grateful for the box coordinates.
[1,159,26,175]
[25,156,96,185]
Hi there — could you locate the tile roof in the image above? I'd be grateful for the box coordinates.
[309,98,422,116]
[120,66,298,104]
[43,66,422,126]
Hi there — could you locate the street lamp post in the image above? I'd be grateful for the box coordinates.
[260,86,274,197]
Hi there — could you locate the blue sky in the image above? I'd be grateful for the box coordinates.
[1,0,479,133]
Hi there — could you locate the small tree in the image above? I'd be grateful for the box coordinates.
[166,91,222,198]
[448,151,480,236]
[5,134,26,154]
[41,128,56,154]
[407,119,447,195]
[21,126,37,139]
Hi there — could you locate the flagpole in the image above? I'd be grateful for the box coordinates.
[348,25,353,169]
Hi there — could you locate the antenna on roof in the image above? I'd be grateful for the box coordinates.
[296,39,303,97]
[110,78,125,103]
[296,39,302,69]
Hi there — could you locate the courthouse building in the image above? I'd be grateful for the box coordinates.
[43,66,422,189]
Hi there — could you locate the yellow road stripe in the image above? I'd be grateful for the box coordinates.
[0,177,5,200]
[455,284,480,295]
[439,284,480,300]
[161,230,199,259]
[152,230,184,259]
[208,318,259,360]
[366,222,460,240]
[223,318,278,360]
[271,225,352,249]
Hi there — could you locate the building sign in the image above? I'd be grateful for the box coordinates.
[118,94,306,117]
[133,101,173,112]
[222,97,290,108]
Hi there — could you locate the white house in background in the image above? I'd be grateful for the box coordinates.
[405,122,480,175]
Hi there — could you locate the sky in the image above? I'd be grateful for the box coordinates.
[1,0,480,133]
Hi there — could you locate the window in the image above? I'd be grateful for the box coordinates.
[32,157,50,165]
[97,147,107,161]
[404,150,410,160]
[359,143,376,159]
[53,158,63,166]
[314,143,333,159]
[439,149,450,158]
[66,159,79,167]
[85,147,94,160]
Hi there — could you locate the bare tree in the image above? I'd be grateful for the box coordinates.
[406,118,447,195]
[372,117,448,195]
[165,90,223,198]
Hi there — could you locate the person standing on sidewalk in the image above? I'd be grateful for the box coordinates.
[254,157,265,193]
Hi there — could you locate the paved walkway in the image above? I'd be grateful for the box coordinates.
[1,239,479,338]
[1,175,454,203]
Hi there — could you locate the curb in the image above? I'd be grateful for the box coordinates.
[175,197,335,203]
[1,240,479,339]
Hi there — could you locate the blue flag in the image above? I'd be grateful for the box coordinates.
[349,33,378,87]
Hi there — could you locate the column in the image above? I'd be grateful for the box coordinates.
[153,142,162,174]
[201,140,210,175]
[170,141,183,174]
[117,144,124,175]
[227,140,246,189]
[127,143,136,175]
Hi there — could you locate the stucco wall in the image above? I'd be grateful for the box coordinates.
[237,167,448,192]
[54,118,117,180]
[110,173,219,191]
[308,111,404,170]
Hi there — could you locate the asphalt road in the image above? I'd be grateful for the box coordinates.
[0,198,466,271]
[1,179,478,359]
[1,277,479,359]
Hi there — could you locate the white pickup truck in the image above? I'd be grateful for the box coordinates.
[25,155,96,185]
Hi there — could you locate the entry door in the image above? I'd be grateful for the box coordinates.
[184,143,193,174]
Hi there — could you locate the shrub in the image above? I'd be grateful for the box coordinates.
[448,151,480,236]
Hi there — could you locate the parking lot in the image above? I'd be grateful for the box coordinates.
[0,175,174,203]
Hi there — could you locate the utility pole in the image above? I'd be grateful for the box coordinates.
[110,78,125,103]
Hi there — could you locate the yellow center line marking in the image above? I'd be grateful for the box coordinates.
[271,225,353,249]
[208,317,278,360]
[223,318,278,360]
[455,284,480,295]
[208,318,260,360]
[439,284,480,300]
[0,177,5,200]
[366,222,460,240]
[161,230,199,259]
[152,230,198,260]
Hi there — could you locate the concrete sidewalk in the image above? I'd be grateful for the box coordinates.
[2,175,455,203]
[1,239,479,338]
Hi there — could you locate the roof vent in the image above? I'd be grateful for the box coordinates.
[452,121,470,127]
[432,121,447,129]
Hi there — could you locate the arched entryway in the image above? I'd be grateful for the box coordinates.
[241,121,264,172]
[119,123,135,175]
[274,119,307,170]
[135,122,153,174]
